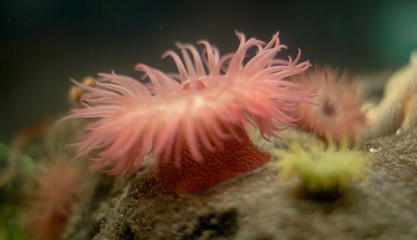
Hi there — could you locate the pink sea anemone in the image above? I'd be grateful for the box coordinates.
[63,32,312,193]
[294,66,366,144]
[24,158,82,240]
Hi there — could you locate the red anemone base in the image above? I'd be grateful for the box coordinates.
[156,124,270,194]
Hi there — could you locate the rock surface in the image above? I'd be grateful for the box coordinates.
[63,128,417,240]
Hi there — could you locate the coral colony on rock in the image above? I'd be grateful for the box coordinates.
[62,31,314,194]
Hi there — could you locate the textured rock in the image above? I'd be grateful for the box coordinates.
[64,128,417,240]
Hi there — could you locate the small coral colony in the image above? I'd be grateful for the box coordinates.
[12,31,389,238]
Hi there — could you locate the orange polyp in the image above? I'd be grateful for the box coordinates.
[156,124,270,194]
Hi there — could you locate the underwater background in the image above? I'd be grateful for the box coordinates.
[1,1,417,239]
[1,0,417,143]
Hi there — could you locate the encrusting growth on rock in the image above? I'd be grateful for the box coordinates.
[270,137,369,194]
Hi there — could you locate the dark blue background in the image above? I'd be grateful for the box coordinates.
[1,0,416,142]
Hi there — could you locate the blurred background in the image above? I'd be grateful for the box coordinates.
[1,0,417,143]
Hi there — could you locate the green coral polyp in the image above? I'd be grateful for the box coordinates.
[271,137,369,193]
